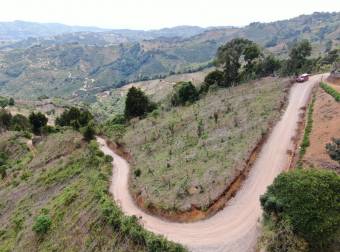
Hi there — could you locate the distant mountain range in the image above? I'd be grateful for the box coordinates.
[0,21,215,43]
[0,12,339,101]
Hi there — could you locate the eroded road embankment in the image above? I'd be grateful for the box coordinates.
[97,74,324,252]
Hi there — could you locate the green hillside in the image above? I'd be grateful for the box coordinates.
[0,12,339,100]
[0,130,185,252]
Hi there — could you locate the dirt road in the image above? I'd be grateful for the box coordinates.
[97,74,324,252]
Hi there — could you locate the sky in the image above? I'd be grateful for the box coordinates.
[0,0,339,30]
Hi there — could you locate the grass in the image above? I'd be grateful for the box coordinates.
[297,95,316,167]
[0,130,186,252]
[120,77,290,212]
[320,82,340,102]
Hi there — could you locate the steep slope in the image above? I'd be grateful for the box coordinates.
[0,130,185,252]
[99,74,324,252]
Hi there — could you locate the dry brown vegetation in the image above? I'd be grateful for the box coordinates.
[121,77,290,212]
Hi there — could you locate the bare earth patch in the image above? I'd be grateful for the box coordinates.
[302,85,340,172]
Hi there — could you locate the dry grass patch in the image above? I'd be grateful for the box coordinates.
[122,77,290,212]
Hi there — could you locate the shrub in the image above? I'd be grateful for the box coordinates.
[326,138,340,164]
[32,214,52,235]
[260,169,340,250]
[298,96,315,161]
[171,82,199,106]
[204,70,224,87]
[82,123,96,142]
[0,97,9,108]
[260,218,308,252]
[10,114,30,131]
[8,98,15,106]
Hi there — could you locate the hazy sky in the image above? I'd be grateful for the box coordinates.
[1,0,339,30]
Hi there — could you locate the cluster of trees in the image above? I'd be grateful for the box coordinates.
[202,39,339,92]
[260,169,340,251]
[56,107,95,141]
[0,97,14,108]
[0,109,49,135]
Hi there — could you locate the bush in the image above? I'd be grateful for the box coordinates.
[10,114,30,131]
[0,97,9,108]
[32,215,52,235]
[8,98,15,106]
[260,169,340,250]
[171,82,199,106]
[298,96,315,160]
[82,123,96,142]
[204,70,224,87]
[326,138,340,164]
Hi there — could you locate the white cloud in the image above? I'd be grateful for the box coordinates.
[0,0,339,29]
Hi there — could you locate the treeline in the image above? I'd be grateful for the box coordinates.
[0,103,96,142]
[0,109,52,136]
[202,38,339,92]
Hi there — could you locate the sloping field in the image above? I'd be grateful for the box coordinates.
[121,77,290,213]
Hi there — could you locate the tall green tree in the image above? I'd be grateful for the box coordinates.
[0,109,12,131]
[260,169,340,251]
[124,87,154,119]
[29,112,48,135]
[287,40,312,76]
[216,38,261,86]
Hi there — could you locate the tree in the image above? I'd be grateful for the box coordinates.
[29,112,48,135]
[10,114,30,131]
[82,123,96,142]
[32,215,52,235]
[0,97,9,108]
[287,40,312,76]
[216,38,261,86]
[8,98,15,106]
[0,109,12,131]
[260,169,340,250]
[124,87,154,119]
[171,82,199,106]
[257,55,281,77]
[326,138,340,164]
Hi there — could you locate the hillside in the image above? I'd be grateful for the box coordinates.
[0,130,185,251]
[111,77,290,215]
[0,12,339,101]
[0,20,106,42]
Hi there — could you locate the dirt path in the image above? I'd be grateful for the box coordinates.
[97,74,325,252]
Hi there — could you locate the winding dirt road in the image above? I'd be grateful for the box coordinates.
[97,74,324,252]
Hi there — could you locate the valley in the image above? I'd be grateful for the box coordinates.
[0,8,339,252]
